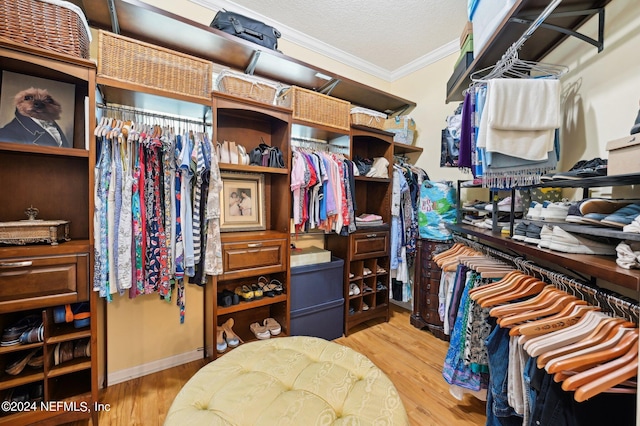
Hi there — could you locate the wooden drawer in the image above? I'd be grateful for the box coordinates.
[0,252,89,313]
[352,231,389,260]
[420,268,441,281]
[221,238,287,279]
[421,309,443,325]
[421,279,441,295]
[423,293,439,309]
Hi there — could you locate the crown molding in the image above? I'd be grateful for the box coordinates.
[390,39,460,81]
[191,0,458,82]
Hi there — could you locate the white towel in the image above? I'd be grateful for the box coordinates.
[477,78,560,161]
[488,79,561,131]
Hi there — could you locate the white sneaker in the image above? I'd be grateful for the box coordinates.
[541,202,571,222]
[485,196,524,213]
[525,202,545,220]
[548,226,616,255]
[537,225,554,249]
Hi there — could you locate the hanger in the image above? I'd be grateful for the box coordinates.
[468,270,524,299]
[512,302,596,337]
[497,291,578,327]
[478,278,546,308]
[545,327,638,374]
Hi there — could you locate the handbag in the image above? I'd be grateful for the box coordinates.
[210,10,281,51]
[248,141,284,168]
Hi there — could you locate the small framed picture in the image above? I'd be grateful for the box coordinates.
[220,172,266,232]
[0,71,76,148]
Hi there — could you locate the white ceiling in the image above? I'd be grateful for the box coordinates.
[190,0,468,81]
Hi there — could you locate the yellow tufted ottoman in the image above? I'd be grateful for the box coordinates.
[165,336,409,425]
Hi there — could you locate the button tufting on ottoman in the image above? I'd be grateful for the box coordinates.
[165,336,409,425]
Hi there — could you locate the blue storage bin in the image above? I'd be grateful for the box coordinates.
[290,299,344,341]
[290,257,344,311]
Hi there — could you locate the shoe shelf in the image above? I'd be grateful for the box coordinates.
[524,219,640,243]
[448,223,640,291]
[0,371,44,392]
[46,327,91,345]
[0,342,42,355]
[217,294,288,316]
[48,359,91,379]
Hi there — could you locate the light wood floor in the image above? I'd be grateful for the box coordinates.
[72,305,486,425]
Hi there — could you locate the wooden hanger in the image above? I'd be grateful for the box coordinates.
[512,302,596,337]
[468,271,527,300]
[534,316,633,368]
[523,311,612,357]
[574,352,638,402]
[497,293,578,327]
[545,327,637,374]
[561,338,639,392]
[479,279,546,308]
[490,286,564,319]
[432,243,464,263]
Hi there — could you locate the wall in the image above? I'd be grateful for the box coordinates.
[104,0,640,382]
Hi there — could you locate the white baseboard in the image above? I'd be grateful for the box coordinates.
[107,349,204,386]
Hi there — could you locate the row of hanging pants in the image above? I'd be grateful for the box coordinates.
[435,244,637,426]
[93,124,222,321]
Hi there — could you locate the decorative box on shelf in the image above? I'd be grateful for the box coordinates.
[0,207,70,246]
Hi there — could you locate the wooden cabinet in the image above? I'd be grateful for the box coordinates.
[204,94,292,359]
[0,41,97,425]
[411,239,453,341]
[322,125,394,336]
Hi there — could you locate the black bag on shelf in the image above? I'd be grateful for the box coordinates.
[210,10,281,51]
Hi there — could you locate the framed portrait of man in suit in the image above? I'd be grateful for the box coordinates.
[0,71,76,149]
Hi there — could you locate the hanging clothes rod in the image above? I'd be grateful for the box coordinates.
[452,234,640,323]
[97,103,211,127]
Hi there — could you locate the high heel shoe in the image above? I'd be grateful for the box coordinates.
[216,328,227,353]
[221,318,242,348]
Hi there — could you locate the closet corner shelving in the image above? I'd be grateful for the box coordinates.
[204,92,292,360]
[0,40,98,425]
[448,172,640,292]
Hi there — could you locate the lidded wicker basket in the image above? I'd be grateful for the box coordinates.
[0,0,91,59]
[350,107,387,130]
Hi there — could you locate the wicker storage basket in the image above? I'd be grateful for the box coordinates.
[216,70,280,104]
[278,86,350,131]
[0,0,90,59]
[98,31,213,100]
[350,107,387,130]
[384,115,416,145]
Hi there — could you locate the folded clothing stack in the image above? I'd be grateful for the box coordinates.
[615,241,640,269]
[356,213,383,227]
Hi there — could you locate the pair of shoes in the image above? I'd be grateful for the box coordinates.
[218,141,242,164]
[363,267,372,276]
[73,338,91,359]
[237,144,250,165]
[485,195,524,213]
[5,348,40,375]
[348,306,355,315]
[362,284,373,293]
[1,315,41,347]
[218,289,240,307]
[235,285,255,301]
[53,341,74,366]
[582,201,640,228]
[623,214,640,234]
[511,221,528,241]
[376,282,388,291]
[551,158,608,180]
[4,382,43,405]
[349,283,360,296]
[376,266,387,274]
[523,223,543,245]
[249,318,281,339]
[217,318,242,352]
[547,226,616,255]
[362,303,369,311]
[539,201,572,222]
[19,324,43,344]
[53,302,90,328]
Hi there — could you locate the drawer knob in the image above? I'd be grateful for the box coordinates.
[366,234,377,238]
[0,261,33,268]
[247,243,263,248]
